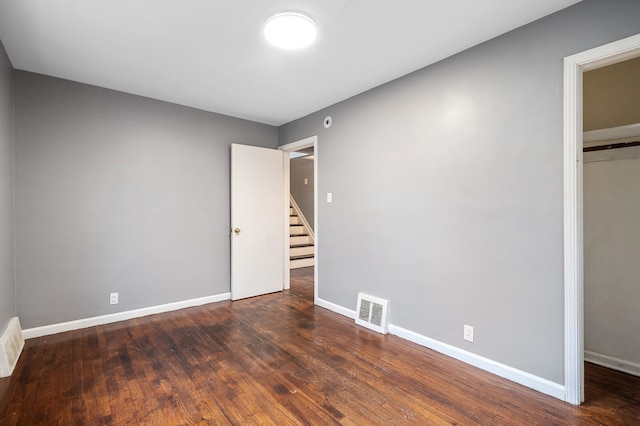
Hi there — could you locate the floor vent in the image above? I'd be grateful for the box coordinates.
[355,293,389,334]
[0,317,25,378]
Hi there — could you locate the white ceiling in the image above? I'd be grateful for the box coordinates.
[0,0,582,126]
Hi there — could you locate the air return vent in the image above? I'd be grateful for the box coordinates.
[0,317,25,378]
[355,293,389,334]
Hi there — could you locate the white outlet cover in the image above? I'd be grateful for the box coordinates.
[326,192,332,203]
[110,292,119,305]
[464,324,474,342]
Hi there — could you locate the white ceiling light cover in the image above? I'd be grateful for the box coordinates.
[264,12,317,49]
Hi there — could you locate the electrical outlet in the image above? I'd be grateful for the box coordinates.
[110,292,119,305]
[464,324,474,342]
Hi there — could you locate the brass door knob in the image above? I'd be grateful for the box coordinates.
[233,227,241,234]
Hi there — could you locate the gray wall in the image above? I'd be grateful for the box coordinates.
[279,0,640,384]
[0,40,15,333]
[584,151,640,366]
[290,156,314,229]
[14,71,277,328]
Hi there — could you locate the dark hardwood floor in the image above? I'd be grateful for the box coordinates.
[1,270,639,424]
[289,266,314,302]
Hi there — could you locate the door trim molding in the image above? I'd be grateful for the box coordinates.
[563,32,640,406]
[280,136,318,301]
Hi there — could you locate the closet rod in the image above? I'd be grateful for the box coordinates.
[583,140,640,152]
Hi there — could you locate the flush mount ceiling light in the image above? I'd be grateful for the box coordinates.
[264,12,317,50]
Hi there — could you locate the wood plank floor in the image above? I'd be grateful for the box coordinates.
[289,267,314,301]
[1,268,639,424]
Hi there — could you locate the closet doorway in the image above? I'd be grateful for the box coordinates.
[582,57,640,381]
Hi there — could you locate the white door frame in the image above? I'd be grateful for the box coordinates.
[279,136,318,302]
[563,33,640,406]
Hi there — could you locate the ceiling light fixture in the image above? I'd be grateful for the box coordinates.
[264,13,317,50]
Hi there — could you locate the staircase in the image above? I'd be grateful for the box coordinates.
[289,197,315,269]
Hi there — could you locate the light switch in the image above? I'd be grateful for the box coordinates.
[304,178,308,185]
[327,192,332,203]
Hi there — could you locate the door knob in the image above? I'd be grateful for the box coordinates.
[233,227,241,234]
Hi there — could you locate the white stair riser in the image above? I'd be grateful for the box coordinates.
[291,257,315,269]
[290,225,305,235]
[290,216,301,225]
[289,207,293,215]
[290,235,312,245]
[291,246,314,257]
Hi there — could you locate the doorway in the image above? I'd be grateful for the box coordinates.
[279,136,318,304]
[563,33,640,405]
[288,146,315,302]
[581,57,640,408]
[583,56,640,378]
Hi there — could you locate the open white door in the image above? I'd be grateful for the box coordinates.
[231,143,285,300]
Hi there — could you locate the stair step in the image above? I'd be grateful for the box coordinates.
[290,216,301,225]
[291,245,314,257]
[291,254,314,260]
[290,226,306,236]
[290,256,314,269]
[290,235,312,245]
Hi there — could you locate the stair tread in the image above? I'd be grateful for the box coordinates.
[291,254,315,260]
[290,244,314,248]
[290,233,309,237]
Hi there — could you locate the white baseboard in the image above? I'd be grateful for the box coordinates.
[315,298,565,401]
[316,297,356,319]
[23,293,231,339]
[585,350,640,378]
[389,324,566,400]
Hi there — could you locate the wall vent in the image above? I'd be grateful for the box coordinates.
[0,317,25,378]
[355,293,389,334]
